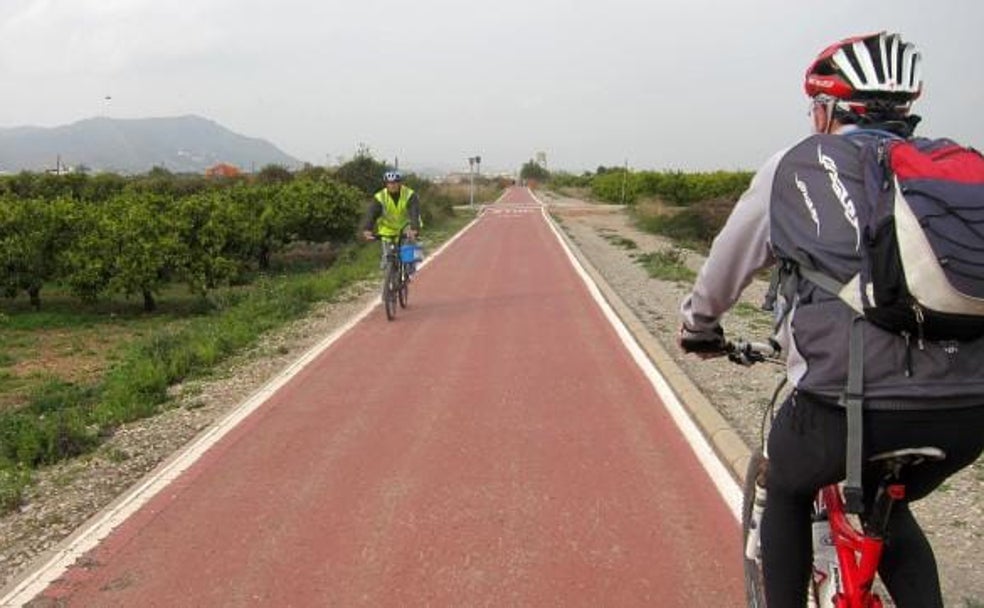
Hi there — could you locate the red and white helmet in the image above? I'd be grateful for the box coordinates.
[805,32,922,113]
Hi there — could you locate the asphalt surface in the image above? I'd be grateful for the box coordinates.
[21,187,744,607]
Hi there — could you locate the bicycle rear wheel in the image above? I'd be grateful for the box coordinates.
[383,262,399,320]
[742,452,768,608]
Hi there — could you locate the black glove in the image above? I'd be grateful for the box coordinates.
[679,323,726,355]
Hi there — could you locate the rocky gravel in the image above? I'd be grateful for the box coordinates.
[2,197,981,606]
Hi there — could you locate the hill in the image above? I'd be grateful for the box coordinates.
[0,115,303,174]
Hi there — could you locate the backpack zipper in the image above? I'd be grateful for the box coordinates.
[901,331,914,377]
[878,141,892,190]
[912,302,926,350]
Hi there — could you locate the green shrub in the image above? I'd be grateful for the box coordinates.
[0,466,30,512]
[632,197,735,253]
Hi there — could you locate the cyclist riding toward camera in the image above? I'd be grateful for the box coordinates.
[362,170,422,262]
[678,32,984,607]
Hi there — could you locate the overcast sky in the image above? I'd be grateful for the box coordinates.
[1,0,982,174]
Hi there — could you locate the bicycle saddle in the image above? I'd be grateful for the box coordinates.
[868,446,946,468]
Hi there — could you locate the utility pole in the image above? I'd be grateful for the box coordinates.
[467,155,481,206]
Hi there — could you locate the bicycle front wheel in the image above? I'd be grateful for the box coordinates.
[383,262,399,320]
[398,263,409,309]
[742,452,768,608]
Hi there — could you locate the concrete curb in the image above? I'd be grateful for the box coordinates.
[548,213,752,485]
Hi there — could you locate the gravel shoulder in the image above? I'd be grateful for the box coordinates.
[2,198,981,606]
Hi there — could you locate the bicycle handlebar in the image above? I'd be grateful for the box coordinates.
[367,224,417,242]
[724,338,782,366]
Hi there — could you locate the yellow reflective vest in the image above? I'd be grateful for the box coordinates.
[373,185,420,238]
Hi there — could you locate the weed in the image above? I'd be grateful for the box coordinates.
[0,466,30,512]
[729,302,774,333]
[630,197,735,253]
[103,447,130,463]
[633,209,713,252]
[635,249,696,284]
[599,231,639,250]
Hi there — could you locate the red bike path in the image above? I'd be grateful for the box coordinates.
[25,187,743,606]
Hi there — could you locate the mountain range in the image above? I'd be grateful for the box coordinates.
[0,115,303,175]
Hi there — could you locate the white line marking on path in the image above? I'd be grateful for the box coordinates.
[533,189,742,521]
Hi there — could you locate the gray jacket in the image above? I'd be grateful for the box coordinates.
[681,128,984,409]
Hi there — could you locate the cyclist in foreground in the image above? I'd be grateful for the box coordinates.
[677,32,984,607]
[362,169,422,261]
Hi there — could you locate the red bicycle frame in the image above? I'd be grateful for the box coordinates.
[820,481,904,608]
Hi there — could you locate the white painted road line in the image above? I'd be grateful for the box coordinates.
[533,188,742,522]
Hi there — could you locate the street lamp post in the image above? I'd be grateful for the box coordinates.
[467,155,482,206]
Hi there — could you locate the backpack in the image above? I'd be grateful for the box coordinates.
[769,132,984,344]
[768,131,984,513]
[836,134,984,342]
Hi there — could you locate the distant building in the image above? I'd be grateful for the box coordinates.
[439,172,472,185]
[205,162,242,178]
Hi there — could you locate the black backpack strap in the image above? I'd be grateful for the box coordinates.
[797,266,848,301]
[839,315,866,514]
[771,260,867,514]
[763,259,808,334]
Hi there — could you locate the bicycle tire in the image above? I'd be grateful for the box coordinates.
[383,261,399,320]
[398,263,409,309]
[742,452,768,608]
[809,500,835,607]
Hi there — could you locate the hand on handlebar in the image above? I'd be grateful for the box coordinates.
[362,230,376,241]
[725,338,782,366]
[678,323,727,359]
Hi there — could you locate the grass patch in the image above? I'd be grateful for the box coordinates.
[0,467,31,513]
[730,302,775,333]
[635,249,696,284]
[731,302,765,318]
[598,230,638,250]
[102,447,131,463]
[630,197,735,254]
[0,254,375,510]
